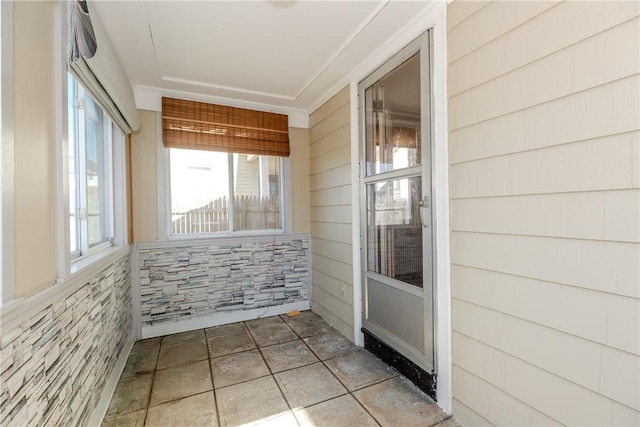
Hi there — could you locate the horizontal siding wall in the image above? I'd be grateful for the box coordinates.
[448,1,640,426]
[308,86,355,340]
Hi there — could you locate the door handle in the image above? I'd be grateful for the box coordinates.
[419,196,430,228]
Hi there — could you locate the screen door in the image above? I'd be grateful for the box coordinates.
[360,32,434,373]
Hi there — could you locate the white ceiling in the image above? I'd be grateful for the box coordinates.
[92,1,435,115]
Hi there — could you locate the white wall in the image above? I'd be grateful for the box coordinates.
[448,1,640,425]
[308,86,354,340]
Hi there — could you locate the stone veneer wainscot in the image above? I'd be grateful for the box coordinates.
[138,235,310,327]
[0,253,132,426]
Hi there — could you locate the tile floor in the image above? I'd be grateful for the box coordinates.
[102,311,457,427]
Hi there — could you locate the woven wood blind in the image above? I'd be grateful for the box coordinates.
[162,97,290,157]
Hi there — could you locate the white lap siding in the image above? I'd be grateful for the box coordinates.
[448,1,640,425]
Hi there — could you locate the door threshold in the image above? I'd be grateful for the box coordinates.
[362,328,437,401]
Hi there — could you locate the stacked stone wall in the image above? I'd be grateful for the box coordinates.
[139,237,310,326]
[0,253,132,426]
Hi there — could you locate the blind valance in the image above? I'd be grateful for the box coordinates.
[162,97,290,157]
[68,0,140,133]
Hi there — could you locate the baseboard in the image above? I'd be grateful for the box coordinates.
[363,328,437,401]
[87,336,135,427]
[141,300,311,339]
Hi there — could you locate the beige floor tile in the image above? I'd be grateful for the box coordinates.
[324,350,397,391]
[131,337,161,354]
[145,391,218,427]
[261,339,318,373]
[101,409,146,427]
[162,329,206,347]
[244,411,298,427]
[274,363,347,409]
[150,360,212,406]
[354,377,447,427]
[205,322,248,338]
[281,311,332,338]
[216,376,290,427]
[211,349,270,389]
[106,373,152,416]
[207,328,256,358]
[157,339,208,370]
[303,330,358,360]
[294,395,379,427]
[246,316,298,347]
[122,346,158,378]
[433,416,462,427]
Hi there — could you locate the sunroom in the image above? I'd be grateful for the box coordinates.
[1,1,638,426]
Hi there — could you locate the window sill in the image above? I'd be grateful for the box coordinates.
[166,229,286,241]
[67,245,131,283]
[137,232,308,250]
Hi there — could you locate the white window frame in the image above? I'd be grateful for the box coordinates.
[57,68,128,280]
[68,75,116,259]
[156,114,293,240]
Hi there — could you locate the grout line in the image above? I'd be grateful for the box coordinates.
[429,414,454,427]
[325,368,382,424]
[205,327,223,427]
[246,320,302,426]
[141,336,163,425]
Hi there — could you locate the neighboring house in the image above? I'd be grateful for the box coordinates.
[1,1,638,426]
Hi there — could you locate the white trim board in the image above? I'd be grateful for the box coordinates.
[141,300,310,339]
[137,232,310,251]
[347,1,452,414]
[87,337,134,427]
[135,85,309,129]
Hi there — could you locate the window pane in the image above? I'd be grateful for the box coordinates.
[170,149,229,234]
[366,177,423,287]
[233,154,281,231]
[85,96,109,247]
[365,53,421,176]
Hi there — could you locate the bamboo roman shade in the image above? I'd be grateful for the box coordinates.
[162,97,290,157]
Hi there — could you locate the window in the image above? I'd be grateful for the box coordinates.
[68,73,121,258]
[169,149,283,236]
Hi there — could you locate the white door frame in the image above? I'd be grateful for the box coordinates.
[348,1,451,413]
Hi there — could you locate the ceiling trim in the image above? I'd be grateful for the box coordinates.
[161,76,297,101]
[134,85,309,128]
[293,0,389,101]
[306,0,443,116]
